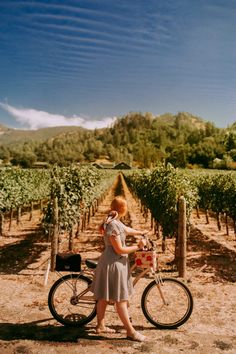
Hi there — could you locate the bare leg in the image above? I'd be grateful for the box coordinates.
[96,299,115,333]
[96,298,107,331]
[115,300,135,336]
[115,301,146,341]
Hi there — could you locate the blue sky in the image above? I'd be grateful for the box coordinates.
[0,0,235,130]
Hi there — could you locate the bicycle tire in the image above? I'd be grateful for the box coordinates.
[141,278,193,329]
[48,273,96,327]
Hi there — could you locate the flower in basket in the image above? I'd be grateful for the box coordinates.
[136,259,142,266]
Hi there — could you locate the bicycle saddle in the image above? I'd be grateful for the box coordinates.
[85,259,98,269]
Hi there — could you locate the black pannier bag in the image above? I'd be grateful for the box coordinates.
[55,253,81,272]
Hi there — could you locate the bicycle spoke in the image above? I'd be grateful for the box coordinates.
[142,278,193,329]
[48,274,96,326]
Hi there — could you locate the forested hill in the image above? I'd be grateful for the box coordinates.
[0,125,86,145]
[0,112,236,169]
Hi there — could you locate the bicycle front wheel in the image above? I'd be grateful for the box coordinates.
[141,278,193,329]
[48,274,96,327]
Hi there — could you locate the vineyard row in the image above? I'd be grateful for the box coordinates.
[0,165,236,239]
[124,164,236,237]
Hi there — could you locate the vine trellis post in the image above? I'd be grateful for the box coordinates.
[178,196,187,279]
[69,224,75,251]
[17,206,21,225]
[0,213,4,236]
[29,201,34,221]
[8,207,14,232]
[51,197,59,271]
[225,213,229,236]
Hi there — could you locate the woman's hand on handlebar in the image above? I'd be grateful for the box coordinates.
[138,237,147,250]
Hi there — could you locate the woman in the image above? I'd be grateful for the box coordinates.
[91,195,148,342]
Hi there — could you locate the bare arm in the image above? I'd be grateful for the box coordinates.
[109,232,146,255]
[123,225,147,236]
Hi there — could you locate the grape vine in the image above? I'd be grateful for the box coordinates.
[125,163,199,238]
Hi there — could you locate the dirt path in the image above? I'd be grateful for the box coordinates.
[0,174,236,354]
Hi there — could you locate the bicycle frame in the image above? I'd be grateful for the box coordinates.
[57,261,168,307]
[130,263,168,306]
[64,267,95,304]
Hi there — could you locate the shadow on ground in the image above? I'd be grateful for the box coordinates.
[188,226,236,282]
[0,227,48,274]
[0,319,102,343]
[0,319,154,343]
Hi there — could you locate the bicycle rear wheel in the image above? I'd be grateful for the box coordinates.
[48,274,96,327]
[141,278,193,329]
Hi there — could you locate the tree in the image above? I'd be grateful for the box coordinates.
[225,132,236,151]
[189,141,216,168]
[229,149,236,162]
[0,145,11,162]
[166,145,189,168]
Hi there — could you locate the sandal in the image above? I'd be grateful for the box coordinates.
[96,326,116,334]
[126,331,147,342]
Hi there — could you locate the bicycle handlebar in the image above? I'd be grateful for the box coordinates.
[140,233,156,251]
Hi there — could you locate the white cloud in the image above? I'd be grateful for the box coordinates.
[0,102,116,130]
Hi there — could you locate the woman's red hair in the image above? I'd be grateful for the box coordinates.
[98,196,127,234]
[110,196,127,215]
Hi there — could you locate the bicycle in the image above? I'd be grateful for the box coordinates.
[48,242,193,329]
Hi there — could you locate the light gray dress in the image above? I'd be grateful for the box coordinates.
[91,219,134,302]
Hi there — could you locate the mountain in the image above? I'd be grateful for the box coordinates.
[0,125,87,145]
[0,111,235,169]
[0,112,229,145]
